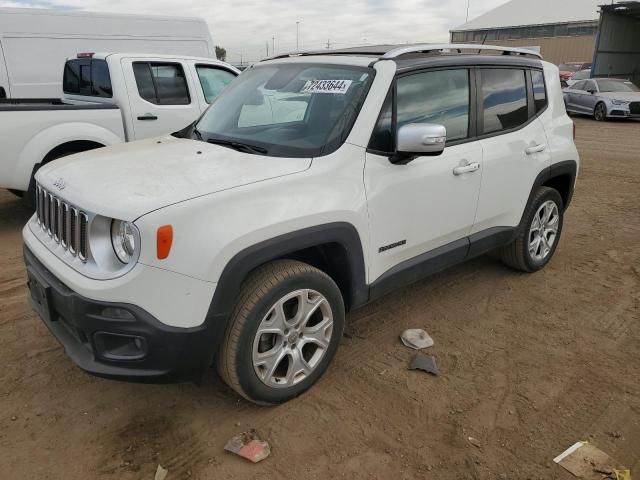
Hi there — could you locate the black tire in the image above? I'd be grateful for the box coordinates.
[217,259,345,405]
[499,187,564,273]
[594,102,607,122]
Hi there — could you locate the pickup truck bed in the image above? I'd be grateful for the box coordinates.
[0,98,125,193]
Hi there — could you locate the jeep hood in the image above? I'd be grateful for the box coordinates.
[36,135,311,221]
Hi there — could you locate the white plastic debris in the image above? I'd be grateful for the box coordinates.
[154,465,168,480]
[400,329,434,350]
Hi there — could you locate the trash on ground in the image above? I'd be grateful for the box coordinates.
[467,436,482,448]
[400,329,434,350]
[224,429,271,463]
[553,441,630,479]
[409,353,440,376]
[154,464,168,480]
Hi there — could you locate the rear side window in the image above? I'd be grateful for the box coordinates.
[133,62,190,105]
[63,59,112,98]
[531,70,547,114]
[396,69,470,141]
[196,65,236,103]
[480,69,528,134]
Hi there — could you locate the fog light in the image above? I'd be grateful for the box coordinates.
[94,332,147,361]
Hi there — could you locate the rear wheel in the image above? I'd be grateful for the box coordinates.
[217,260,345,405]
[594,102,607,121]
[500,187,564,272]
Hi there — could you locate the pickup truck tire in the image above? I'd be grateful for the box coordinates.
[217,259,345,405]
[500,187,564,272]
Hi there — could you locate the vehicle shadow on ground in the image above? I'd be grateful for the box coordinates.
[0,192,32,234]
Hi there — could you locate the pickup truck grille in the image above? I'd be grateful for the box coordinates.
[35,184,88,261]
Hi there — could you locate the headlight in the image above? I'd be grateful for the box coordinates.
[111,219,137,264]
[611,99,629,106]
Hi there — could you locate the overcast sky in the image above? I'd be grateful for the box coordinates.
[1,0,508,63]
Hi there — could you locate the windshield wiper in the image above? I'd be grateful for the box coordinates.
[206,138,268,155]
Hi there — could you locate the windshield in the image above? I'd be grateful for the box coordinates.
[194,63,374,157]
[596,79,639,93]
[559,64,580,72]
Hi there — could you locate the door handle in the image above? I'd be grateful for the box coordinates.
[137,114,158,121]
[453,162,480,176]
[525,143,546,155]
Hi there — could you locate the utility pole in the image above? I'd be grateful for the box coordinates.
[466,0,470,23]
[272,36,275,55]
[296,21,300,51]
[240,53,243,67]
[326,39,331,49]
[265,41,269,57]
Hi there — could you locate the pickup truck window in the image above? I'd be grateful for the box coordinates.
[194,63,373,158]
[63,59,113,98]
[196,65,236,103]
[133,62,190,105]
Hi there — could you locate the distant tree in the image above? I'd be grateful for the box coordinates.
[215,46,227,61]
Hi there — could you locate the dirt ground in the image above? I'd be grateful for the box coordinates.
[1,118,639,480]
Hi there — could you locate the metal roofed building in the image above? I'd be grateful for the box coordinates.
[450,0,604,65]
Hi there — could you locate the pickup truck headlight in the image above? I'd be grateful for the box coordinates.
[611,99,629,106]
[111,220,137,264]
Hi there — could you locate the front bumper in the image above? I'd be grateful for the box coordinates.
[24,246,222,383]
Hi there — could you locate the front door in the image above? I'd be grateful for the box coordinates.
[364,68,482,282]
[121,58,201,140]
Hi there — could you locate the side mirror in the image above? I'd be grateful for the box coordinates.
[392,123,446,164]
[587,89,596,95]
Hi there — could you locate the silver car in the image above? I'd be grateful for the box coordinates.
[563,78,640,121]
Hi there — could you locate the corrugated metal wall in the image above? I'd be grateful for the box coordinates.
[454,35,596,65]
[593,9,640,85]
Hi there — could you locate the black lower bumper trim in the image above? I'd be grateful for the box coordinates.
[24,246,219,383]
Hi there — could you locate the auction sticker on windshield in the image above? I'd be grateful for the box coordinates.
[302,80,353,94]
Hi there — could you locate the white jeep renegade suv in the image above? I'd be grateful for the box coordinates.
[23,44,579,404]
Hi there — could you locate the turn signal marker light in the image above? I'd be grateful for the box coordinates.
[157,225,173,260]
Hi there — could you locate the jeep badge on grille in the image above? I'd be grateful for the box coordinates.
[53,178,66,190]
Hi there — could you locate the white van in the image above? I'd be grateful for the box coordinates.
[0,7,216,99]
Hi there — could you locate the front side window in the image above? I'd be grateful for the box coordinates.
[572,80,587,91]
[133,62,190,105]
[531,70,547,114]
[396,69,470,141]
[480,68,528,134]
[194,63,373,158]
[585,80,598,92]
[196,65,236,103]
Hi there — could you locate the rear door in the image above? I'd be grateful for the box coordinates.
[0,40,10,98]
[472,67,551,233]
[121,58,201,140]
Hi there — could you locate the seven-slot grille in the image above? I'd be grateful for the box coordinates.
[630,102,640,115]
[35,184,89,261]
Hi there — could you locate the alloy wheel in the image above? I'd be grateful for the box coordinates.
[252,289,334,388]
[528,200,560,262]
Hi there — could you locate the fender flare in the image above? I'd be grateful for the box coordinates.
[205,222,368,322]
[526,160,577,213]
[15,122,124,189]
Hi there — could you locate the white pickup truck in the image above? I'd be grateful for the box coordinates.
[0,52,239,202]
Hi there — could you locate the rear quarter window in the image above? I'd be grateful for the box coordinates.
[63,59,112,98]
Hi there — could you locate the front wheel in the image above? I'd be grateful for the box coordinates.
[594,102,607,122]
[500,187,564,272]
[217,260,345,404]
